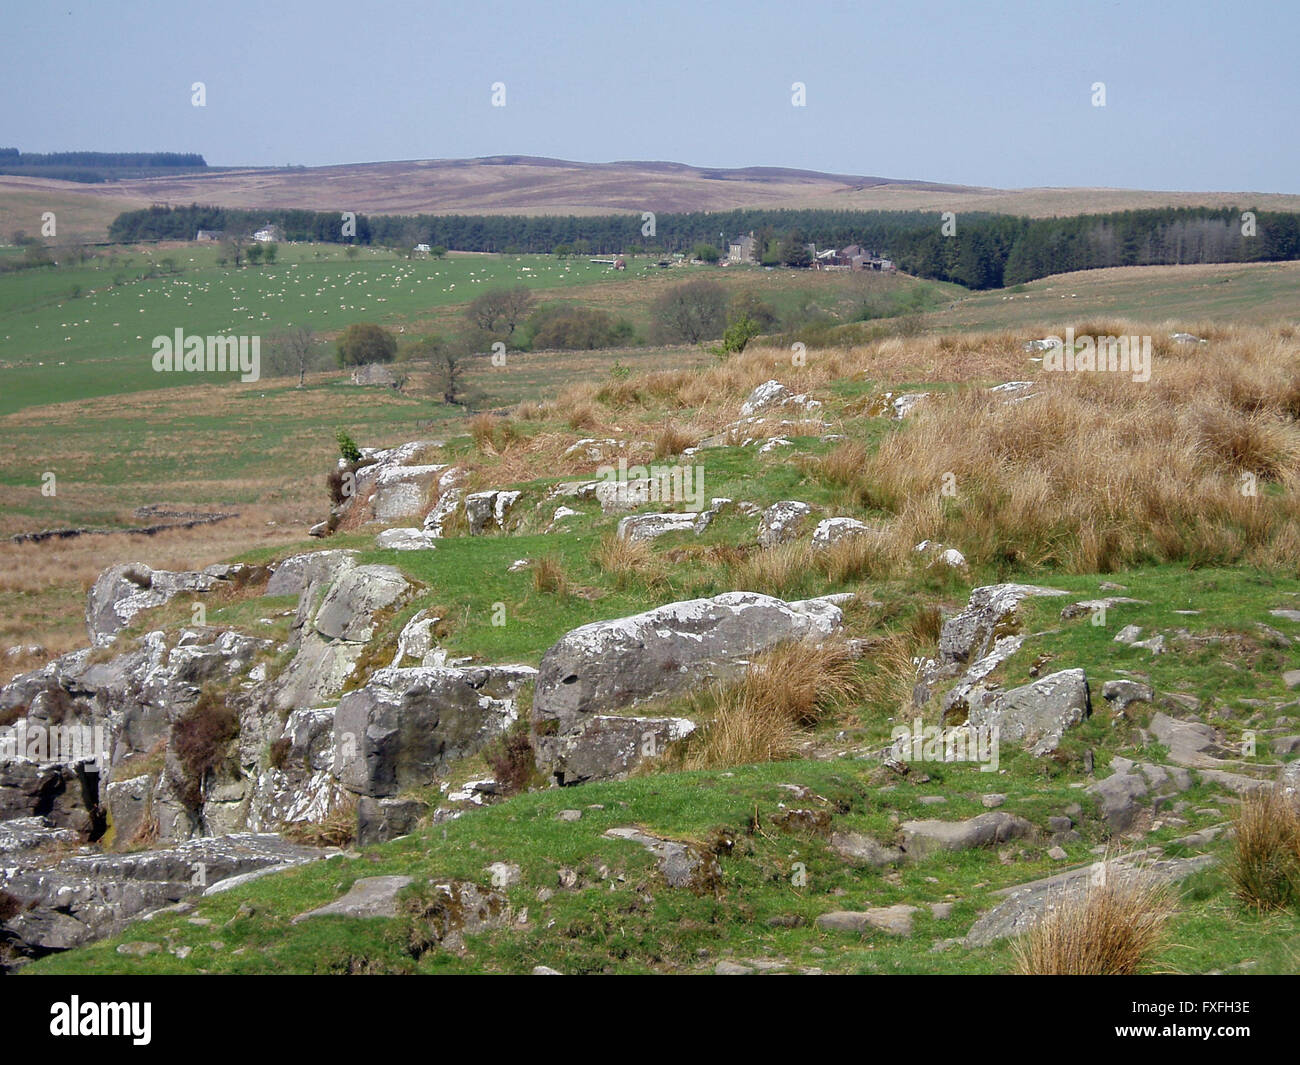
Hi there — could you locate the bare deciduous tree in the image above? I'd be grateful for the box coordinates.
[465,286,534,336]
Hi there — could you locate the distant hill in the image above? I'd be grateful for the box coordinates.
[5,155,1300,244]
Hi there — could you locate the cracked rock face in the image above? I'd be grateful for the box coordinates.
[85,562,256,647]
[531,591,844,782]
[273,563,411,712]
[938,583,1069,667]
[335,664,536,798]
[967,668,1092,756]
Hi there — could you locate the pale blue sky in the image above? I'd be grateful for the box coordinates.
[3,0,1297,191]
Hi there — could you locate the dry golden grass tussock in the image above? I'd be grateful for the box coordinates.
[652,422,700,459]
[1227,788,1300,912]
[728,541,812,598]
[854,332,1300,569]
[683,639,861,768]
[812,527,909,584]
[483,430,596,484]
[854,630,929,725]
[531,555,569,595]
[594,532,665,590]
[1013,865,1177,975]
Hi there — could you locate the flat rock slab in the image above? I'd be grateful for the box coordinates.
[964,853,1215,947]
[1148,711,1229,768]
[292,875,414,923]
[829,830,903,868]
[604,827,720,891]
[816,904,918,937]
[900,812,1034,859]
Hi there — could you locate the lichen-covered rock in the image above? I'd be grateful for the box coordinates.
[938,583,1069,666]
[757,501,812,547]
[532,591,844,782]
[335,665,536,798]
[740,380,821,417]
[376,527,437,551]
[86,562,254,646]
[616,512,711,542]
[967,669,1091,756]
[812,517,875,547]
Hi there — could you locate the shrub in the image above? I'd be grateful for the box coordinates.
[0,889,24,923]
[335,322,397,367]
[483,719,541,796]
[335,428,362,463]
[713,314,761,357]
[527,305,633,350]
[169,689,240,810]
[651,280,728,344]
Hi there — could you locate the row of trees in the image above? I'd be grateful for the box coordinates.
[110,204,1300,289]
[0,150,208,184]
[0,149,207,168]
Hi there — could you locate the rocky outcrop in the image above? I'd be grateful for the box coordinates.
[0,833,326,966]
[532,591,845,783]
[86,562,261,646]
[739,380,822,418]
[422,468,467,537]
[966,669,1092,757]
[937,584,1069,667]
[757,501,812,548]
[464,490,521,535]
[336,665,536,799]
[272,563,411,713]
[340,441,447,525]
[1086,757,1194,832]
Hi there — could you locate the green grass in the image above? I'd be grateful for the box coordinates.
[0,246,634,417]
[22,755,1300,975]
